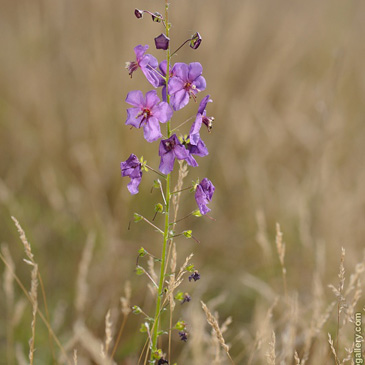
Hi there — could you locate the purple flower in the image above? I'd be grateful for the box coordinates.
[195,178,215,215]
[159,134,195,174]
[125,45,159,87]
[154,33,170,50]
[158,358,169,365]
[168,62,206,111]
[179,331,188,342]
[181,293,191,304]
[126,90,173,142]
[120,154,142,195]
[188,270,201,282]
[190,95,213,146]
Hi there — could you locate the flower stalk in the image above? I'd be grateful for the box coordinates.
[150,1,171,359]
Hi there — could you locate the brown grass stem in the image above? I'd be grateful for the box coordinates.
[0,252,71,364]
[111,314,128,359]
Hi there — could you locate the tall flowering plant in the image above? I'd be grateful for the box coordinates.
[121,3,214,363]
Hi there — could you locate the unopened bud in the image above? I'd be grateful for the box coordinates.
[152,12,162,23]
[154,33,170,50]
[190,32,202,49]
[134,9,143,19]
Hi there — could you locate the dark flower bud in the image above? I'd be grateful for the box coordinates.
[182,293,191,304]
[158,358,169,365]
[188,270,201,282]
[152,12,163,23]
[179,331,188,342]
[154,33,170,50]
[190,32,202,49]
[134,9,143,19]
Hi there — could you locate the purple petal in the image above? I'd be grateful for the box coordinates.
[141,66,160,88]
[134,45,149,61]
[195,185,210,215]
[159,60,167,76]
[140,53,158,69]
[198,95,212,114]
[126,107,143,128]
[143,117,162,142]
[189,139,208,157]
[193,76,206,92]
[185,153,198,167]
[127,175,142,195]
[126,90,145,107]
[174,144,190,160]
[190,114,202,145]
[188,62,203,81]
[171,89,189,111]
[172,63,189,81]
[168,77,184,95]
[152,102,173,123]
[159,150,175,174]
[145,90,160,109]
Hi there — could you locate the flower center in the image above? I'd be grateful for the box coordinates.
[164,139,176,152]
[138,108,151,127]
[184,82,197,101]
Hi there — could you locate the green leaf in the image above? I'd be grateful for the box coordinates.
[153,179,161,189]
[134,213,143,223]
[139,322,149,333]
[135,266,144,276]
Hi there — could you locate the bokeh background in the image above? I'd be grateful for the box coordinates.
[1,0,365,363]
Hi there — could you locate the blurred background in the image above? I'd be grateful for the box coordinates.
[1,0,365,363]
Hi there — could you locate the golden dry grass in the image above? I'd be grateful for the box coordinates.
[1,0,365,363]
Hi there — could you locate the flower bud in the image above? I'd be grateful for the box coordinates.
[134,9,143,19]
[190,32,202,49]
[152,12,162,23]
[154,33,170,50]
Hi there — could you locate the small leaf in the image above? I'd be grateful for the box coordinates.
[153,179,161,189]
[135,266,144,276]
[134,213,143,223]
[175,291,184,301]
[139,322,149,333]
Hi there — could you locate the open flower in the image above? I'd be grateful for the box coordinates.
[126,90,173,142]
[120,154,142,195]
[195,178,215,215]
[168,62,206,111]
[159,134,196,174]
[125,45,159,87]
[190,95,213,146]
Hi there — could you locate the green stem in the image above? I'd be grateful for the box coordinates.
[150,1,171,361]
